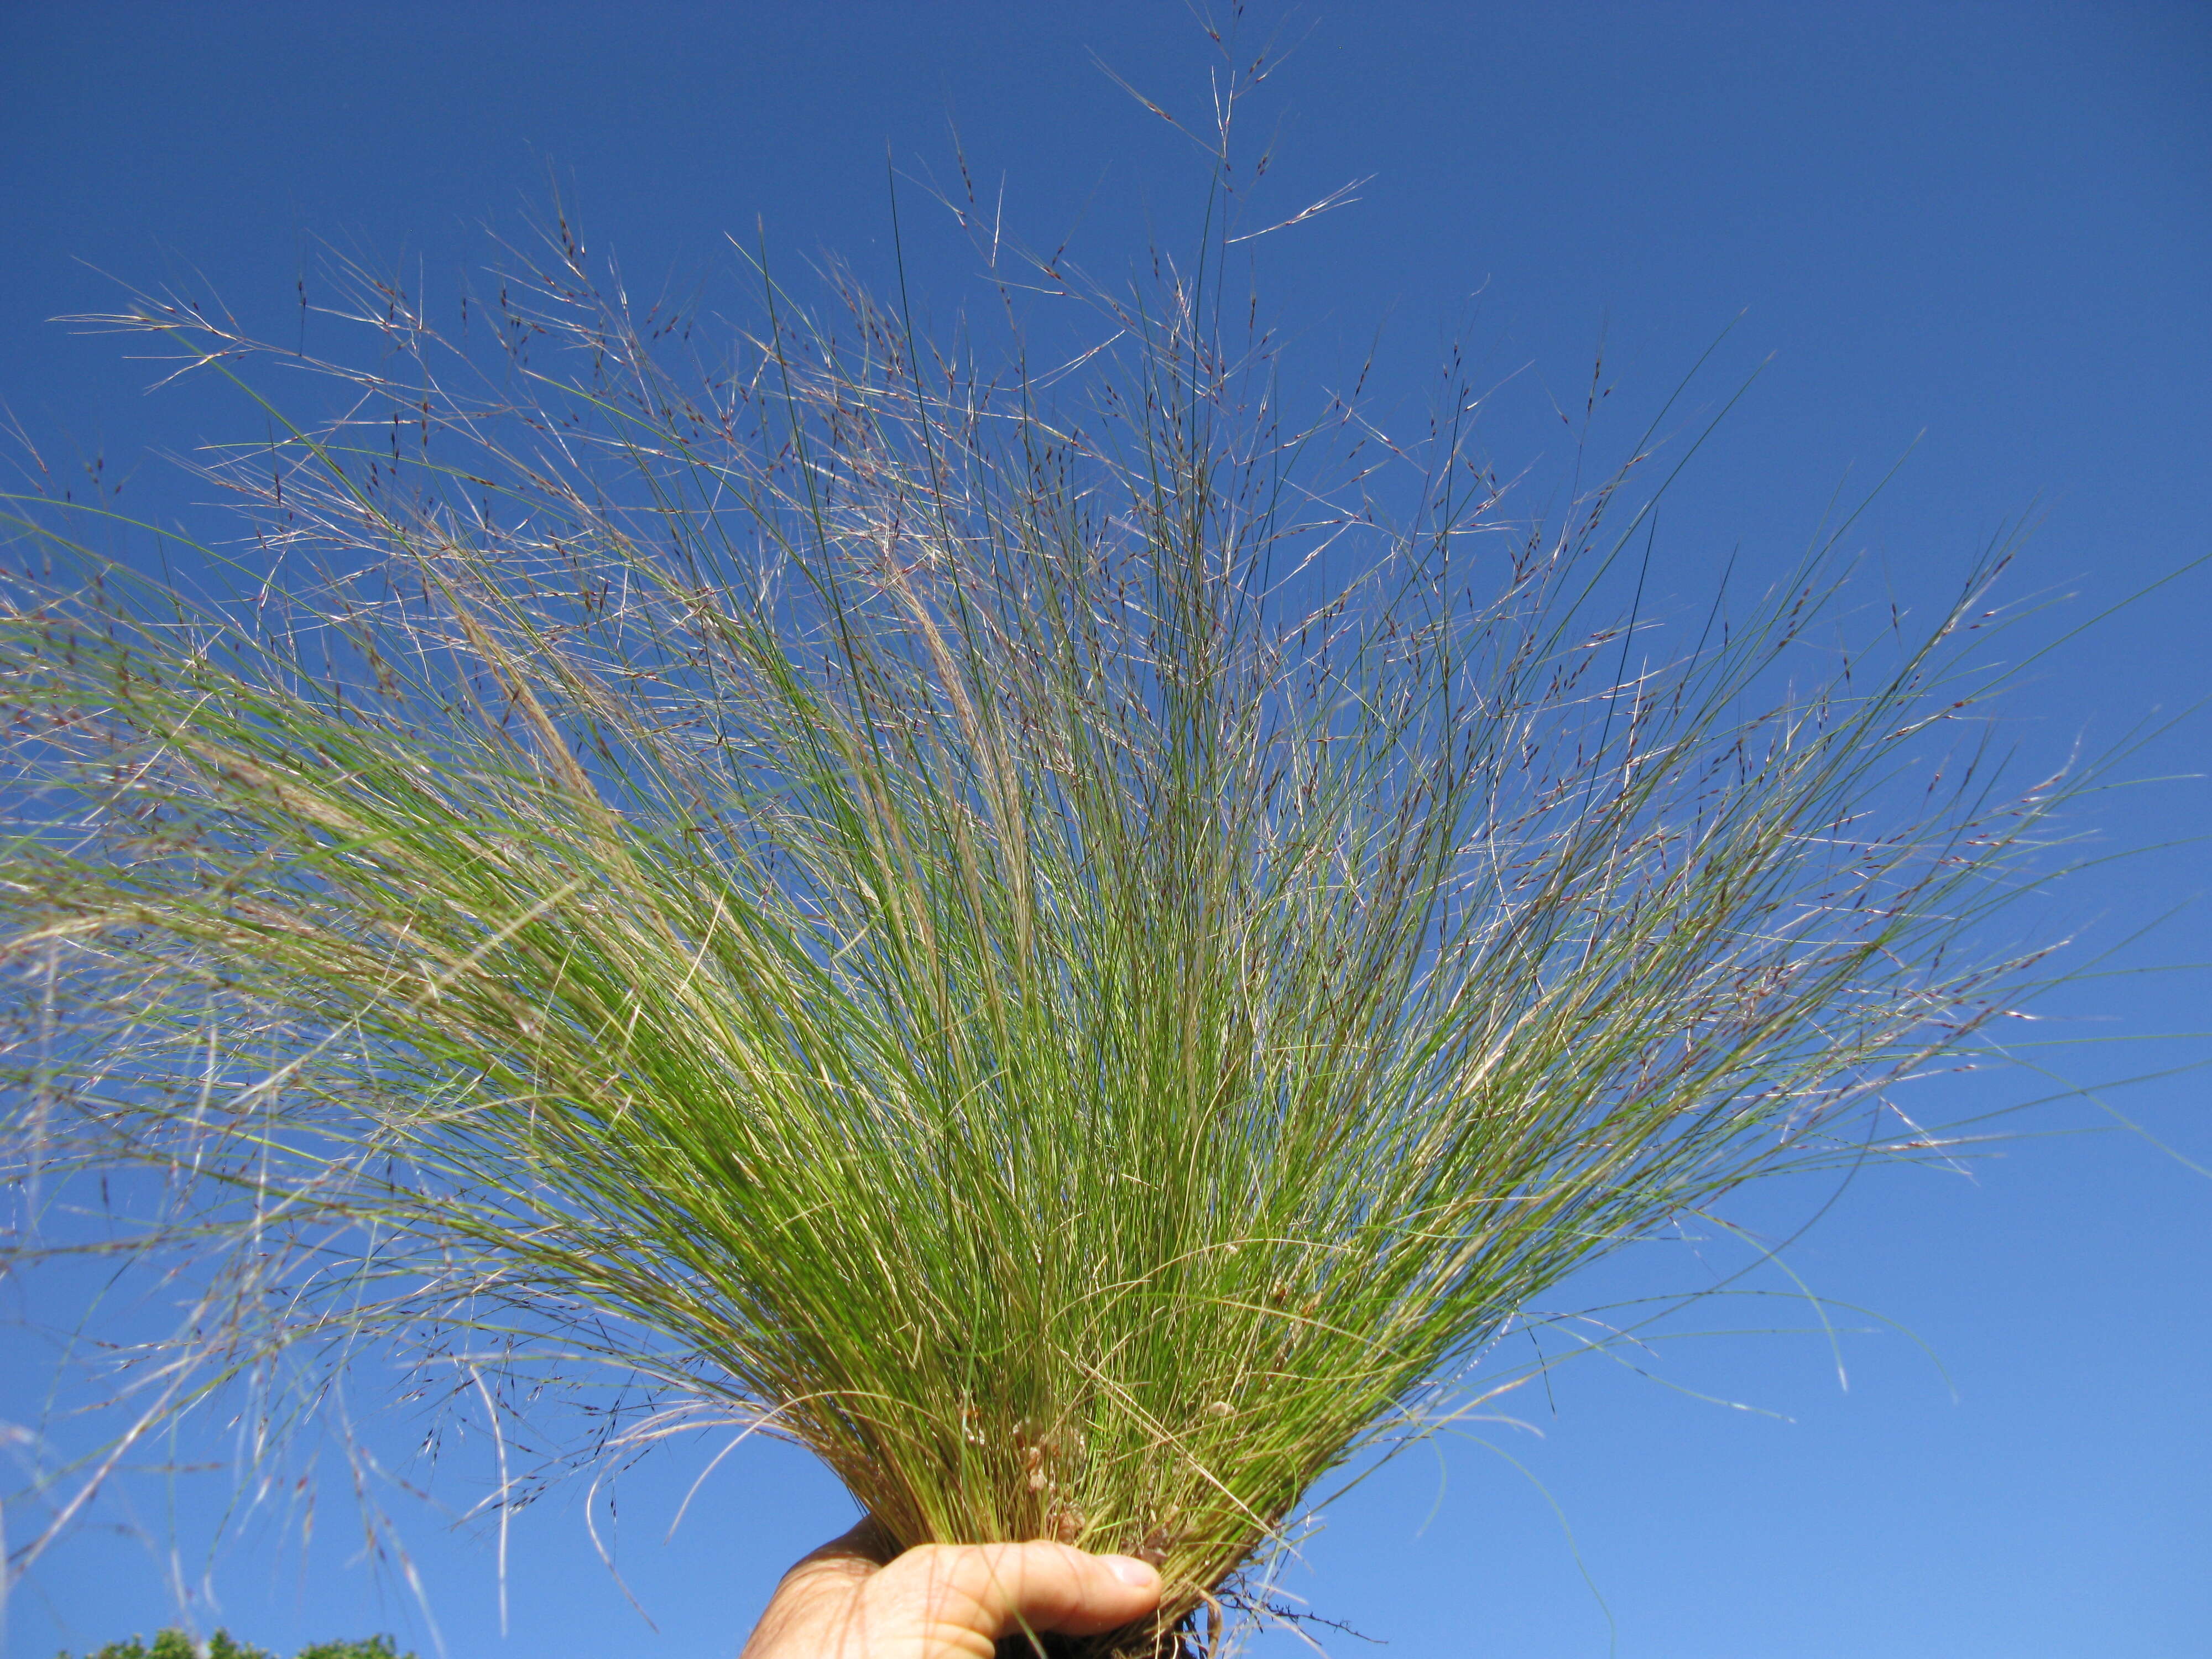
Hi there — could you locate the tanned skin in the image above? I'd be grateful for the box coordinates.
[739,1518,1165,1659]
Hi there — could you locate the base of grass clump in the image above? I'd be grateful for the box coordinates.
[999,1620,1201,1659]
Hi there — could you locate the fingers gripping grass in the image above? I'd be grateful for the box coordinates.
[2,180,2064,1653]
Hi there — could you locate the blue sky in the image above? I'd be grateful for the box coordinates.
[2,4,2206,1657]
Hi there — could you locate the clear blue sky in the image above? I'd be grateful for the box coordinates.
[2,4,2206,1656]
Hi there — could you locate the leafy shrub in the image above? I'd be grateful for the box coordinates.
[59,1634,408,1659]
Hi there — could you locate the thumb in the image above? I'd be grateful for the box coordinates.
[874,1539,1165,1652]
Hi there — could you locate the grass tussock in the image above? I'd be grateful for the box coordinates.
[1,63,2070,1659]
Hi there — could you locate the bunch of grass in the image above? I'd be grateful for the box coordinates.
[2,114,2065,1659]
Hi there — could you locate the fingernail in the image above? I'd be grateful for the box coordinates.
[1105,1555,1160,1589]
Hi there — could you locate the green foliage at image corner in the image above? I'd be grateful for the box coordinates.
[295,1640,411,1659]
[59,1631,413,1659]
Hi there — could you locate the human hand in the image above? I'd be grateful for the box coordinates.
[739,1517,1166,1659]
